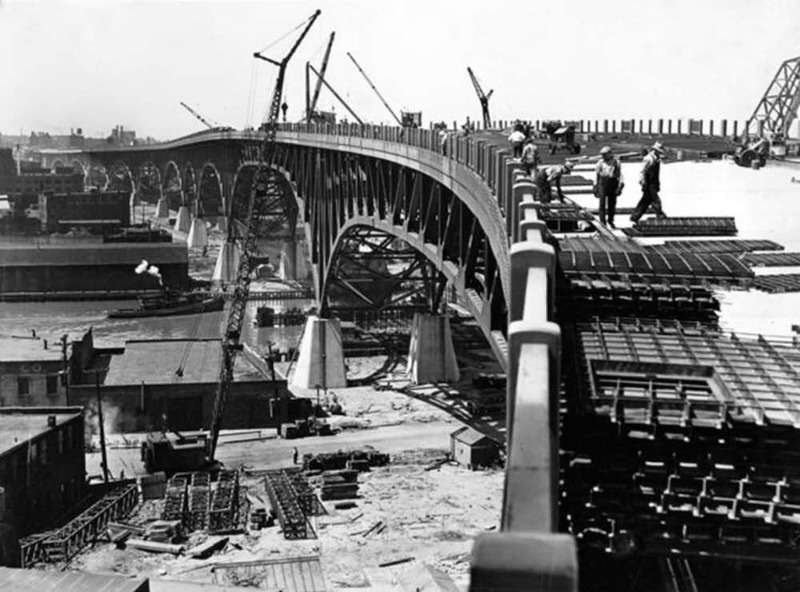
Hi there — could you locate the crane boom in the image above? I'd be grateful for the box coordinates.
[180,101,216,129]
[310,32,335,116]
[208,8,321,461]
[467,67,493,130]
[308,63,363,124]
[347,52,403,126]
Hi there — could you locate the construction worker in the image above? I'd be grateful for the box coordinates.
[535,162,573,202]
[520,138,540,177]
[594,146,624,228]
[508,128,526,159]
[439,126,449,156]
[630,142,667,226]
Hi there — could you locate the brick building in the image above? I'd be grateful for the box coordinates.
[0,337,66,407]
[14,171,84,196]
[0,241,189,294]
[0,407,86,566]
[69,337,287,433]
[38,190,130,232]
[0,149,14,194]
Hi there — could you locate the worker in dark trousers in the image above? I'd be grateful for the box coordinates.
[292,447,299,465]
[594,146,624,228]
[534,162,573,202]
[630,142,667,225]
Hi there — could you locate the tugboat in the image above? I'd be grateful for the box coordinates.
[108,290,225,319]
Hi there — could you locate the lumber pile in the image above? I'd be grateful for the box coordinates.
[319,469,359,501]
[302,449,390,472]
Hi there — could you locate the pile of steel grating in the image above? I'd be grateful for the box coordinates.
[558,249,753,286]
[162,473,189,522]
[560,278,720,323]
[264,471,317,540]
[20,483,139,566]
[623,217,738,237]
[535,203,593,233]
[557,318,800,562]
[185,472,211,532]
[208,470,240,533]
[286,470,327,517]
[741,252,800,267]
[754,273,800,294]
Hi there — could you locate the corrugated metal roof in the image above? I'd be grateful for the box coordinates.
[211,556,326,592]
[0,567,149,592]
[0,243,187,267]
[451,426,493,447]
[105,339,222,385]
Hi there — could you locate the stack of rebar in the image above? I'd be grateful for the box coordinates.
[185,472,211,532]
[162,473,190,522]
[208,470,240,533]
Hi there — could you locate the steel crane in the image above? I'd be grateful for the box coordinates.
[347,51,404,127]
[306,32,335,122]
[308,63,363,124]
[142,9,321,474]
[179,101,218,129]
[467,67,493,130]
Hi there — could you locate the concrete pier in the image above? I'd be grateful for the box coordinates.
[278,240,297,281]
[175,206,191,233]
[187,217,208,249]
[291,316,347,389]
[406,313,459,384]
[212,241,240,284]
[155,197,169,219]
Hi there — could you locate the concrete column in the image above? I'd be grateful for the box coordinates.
[611,120,617,133]
[733,120,739,138]
[212,241,240,284]
[175,206,191,233]
[187,218,208,249]
[668,120,673,134]
[155,197,169,219]
[278,240,298,281]
[658,119,664,134]
[647,120,653,134]
[677,119,682,135]
[406,313,459,384]
[721,119,728,138]
[291,316,347,389]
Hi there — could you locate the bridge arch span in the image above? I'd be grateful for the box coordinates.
[162,160,183,210]
[198,162,224,218]
[182,162,198,209]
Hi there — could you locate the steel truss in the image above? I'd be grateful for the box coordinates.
[747,56,800,138]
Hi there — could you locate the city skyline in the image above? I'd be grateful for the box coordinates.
[1,0,799,140]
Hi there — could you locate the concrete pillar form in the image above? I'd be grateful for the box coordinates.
[406,313,459,384]
[212,241,240,284]
[291,316,347,389]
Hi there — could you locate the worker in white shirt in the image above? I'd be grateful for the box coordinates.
[593,146,624,228]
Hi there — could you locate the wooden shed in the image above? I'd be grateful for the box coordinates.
[450,427,499,470]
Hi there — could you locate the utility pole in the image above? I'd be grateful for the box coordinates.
[61,334,70,406]
[95,371,109,483]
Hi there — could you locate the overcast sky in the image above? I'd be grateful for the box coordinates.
[1,0,799,139]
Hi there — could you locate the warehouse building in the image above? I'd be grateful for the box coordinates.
[0,407,86,566]
[0,336,66,406]
[38,190,130,232]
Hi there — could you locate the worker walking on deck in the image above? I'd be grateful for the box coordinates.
[508,128,525,159]
[520,138,540,177]
[535,162,573,202]
[594,146,624,228]
[630,142,667,225]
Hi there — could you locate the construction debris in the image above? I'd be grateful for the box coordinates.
[126,538,185,555]
[187,536,229,559]
[379,556,414,568]
[303,449,390,472]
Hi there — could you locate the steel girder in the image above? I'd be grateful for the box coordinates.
[747,56,800,138]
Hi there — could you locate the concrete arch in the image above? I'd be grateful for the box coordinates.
[198,162,224,217]
[136,161,162,204]
[162,160,183,210]
[70,159,86,176]
[107,161,134,194]
[182,162,198,210]
[85,163,109,190]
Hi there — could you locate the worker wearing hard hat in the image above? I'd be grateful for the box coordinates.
[594,146,624,228]
[630,142,668,225]
[535,162,573,203]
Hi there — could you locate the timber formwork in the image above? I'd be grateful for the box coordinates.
[20,483,138,567]
[162,473,189,522]
[560,278,720,324]
[646,239,784,255]
[263,471,317,540]
[209,470,240,533]
[558,318,800,563]
[558,250,754,286]
[624,217,738,237]
[754,273,800,294]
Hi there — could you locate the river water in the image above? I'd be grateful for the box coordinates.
[2,158,800,359]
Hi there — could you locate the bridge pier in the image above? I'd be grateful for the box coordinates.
[155,196,169,219]
[187,217,208,249]
[212,241,240,284]
[175,205,192,233]
[291,316,346,389]
[278,240,297,281]
[406,313,459,384]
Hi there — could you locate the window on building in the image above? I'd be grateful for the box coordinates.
[58,429,65,455]
[39,439,48,465]
[17,376,29,396]
[46,375,58,395]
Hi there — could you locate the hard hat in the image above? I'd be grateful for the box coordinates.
[600,146,612,155]
[652,142,665,153]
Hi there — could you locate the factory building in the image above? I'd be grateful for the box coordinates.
[0,407,86,566]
